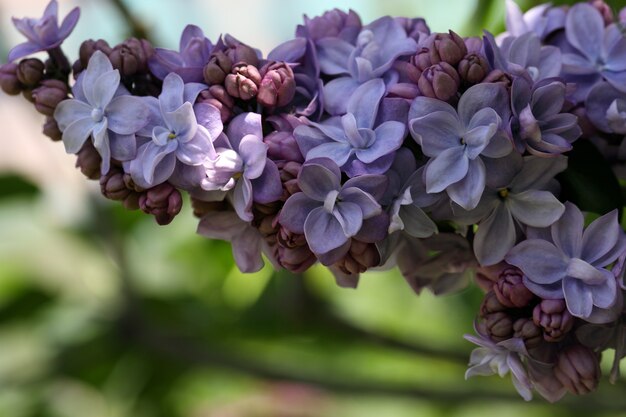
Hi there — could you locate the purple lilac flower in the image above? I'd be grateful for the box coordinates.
[197,210,271,273]
[294,79,406,177]
[278,158,386,263]
[202,112,283,222]
[459,155,566,266]
[409,83,513,210]
[561,4,626,100]
[54,51,149,175]
[149,25,214,82]
[128,73,218,189]
[501,0,565,41]
[586,81,626,135]
[506,202,626,321]
[297,9,361,43]
[464,329,532,401]
[510,77,581,156]
[318,16,417,115]
[8,0,80,62]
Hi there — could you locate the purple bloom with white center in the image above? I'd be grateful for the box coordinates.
[128,72,218,189]
[464,329,532,401]
[54,51,149,175]
[294,79,406,177]
[460,155,566,266]
[510,77,581,156]
[202,112,282,222]
[586,81,626,135]
[278,158,386,263]
[409,83,513,210]
[506,202,626,321]
[8,0,80,62]
[149,25,214,83]
[561,4,626,100]
[318,16,417,115]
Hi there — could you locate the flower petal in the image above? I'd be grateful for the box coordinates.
[159,73,185,114]
[551,202,583,258]
[506,239,568,284]
[446,158,486,210]
[54,99,92,130]
[304,207,349,255]
[323,77,359,116]
[338,187,381,219]
[581,210,620,264]
[424,146,468,193]
[61,117,94,154]
[410,111,463,156]
[347,78,385,129]
[298,159,341,201]
[334,201,363,237]
[563,276,594,318]
[239,135,268,179]
[106,96,149,134]
[279,192,320,234]
[508,190,565,227]
[474,203,515,266]
[565,3,604,62]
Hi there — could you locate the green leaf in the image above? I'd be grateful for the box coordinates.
[0,174,39,201]
[557,140,623,219]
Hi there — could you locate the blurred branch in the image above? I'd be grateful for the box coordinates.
[108,0,152,41]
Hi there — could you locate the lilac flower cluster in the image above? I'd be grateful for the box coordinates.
[3,0,626,402]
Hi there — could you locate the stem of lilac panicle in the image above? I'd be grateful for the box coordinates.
[47,47,71,81]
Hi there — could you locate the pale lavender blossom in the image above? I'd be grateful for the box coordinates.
[500,0,565,41]
[278,158,386,262]
[318,16,417,114]
[464,329,533,401]
[8,0,80,62]
[506,202,626,321]
[128,73,218,189]
[294,79,406,177]
[149,25,214,82]
[201,112,283,222]
[54,51,149,175]
[409,83,513,210]
[296,9,362,43]
[510,77,581,156]
[586,81,626,135]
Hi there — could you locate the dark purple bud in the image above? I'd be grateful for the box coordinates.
[418,62,460,101]
[16,58,45,88]
[532,299,574,342]
[480,290,507,316]
[108,38,154,77]
[42,117,62,142]
[395,17,430,42]
[334,239,380,276]
[483,69,512,88]
[225,42,259,68]
[139,182,183,226]
[513,318,543,350]
[257,62,296,108]
[430,31,467,66]
[225,64,261,101]
[75,141,101,180]
[203,51,233,85]
[190,197,230,218]
[32,79,68,116]
[278,161,302,198]
[571,106,597,138]
[197,86,235,123]
[410,47,438,78]
[457,53,490,85]
[265,131,304,163]
[494,267,534,308]
[277,225,316,273]
[100,167,140,210]
[302,9,362,42]
[0,63,23,95]
[554,344,600,395]
[484,311,514,342]
[74,39,113,76]
[590,0,614,25]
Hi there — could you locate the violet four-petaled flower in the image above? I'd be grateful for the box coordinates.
[54,51,149,175]
[506,202,626,321]
[8,0,80,62]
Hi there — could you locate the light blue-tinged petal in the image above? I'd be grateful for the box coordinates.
[109,132,136,161]
[61,117,94,154]
[306,142,353,167]
[294,125,335,157]
[425,147,468,193]
[316,37,354,75]
[7,42,42,62]
[92,121,111,174]
[474,203,515,266]
[90,70,120,109]
[232,177,254,222]
[194,103,223,139]
[410,111,463,156]
[106,95,149,134]
[239,135,268,179]
[279,192,321,234]
[506,239,568,284]
[581,210,620,264]
[338,187,381,219]
[54,99,92,130]
[334,201,363,237]
[565,3,604,62]
[251,160,283,204]
[508,190,564,227]
[356,121,405,163]
[563,276,594,318]
[82,52,114,104]
[58,7,80,40]
[159,73,185,114]
[226,112,263,151]
[305,207,349,255]
[298,161,341,201]
[399,205,437,238]
[447,158,486,210]
[590,269,617,309]
[141,141,177,185]
[323,77,360,116]
[347,78,385,129]
[551,202,583,258]
[458,83,510,127]
[177,127,216,166]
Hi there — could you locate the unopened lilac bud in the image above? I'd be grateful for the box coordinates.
[277,225,316,273]
[484,311,513,341]
[513,318,543,350]
[278,161,302,198]
[32,79,68,116]
[225,64,261,101]
[139,182,183,225]
[225,43,259,68]
[108,38,154,77]
[430,31,467,66]
[16,59,45,88]
[494,267,534,308]
[265,131,303,163]
[303,9,362,42]
[457,53,489,85]
[258,62,296,108]
[480,290,507,316]
[75,141,101,180]
[590,0,614,25]
[197,86,235,123]
[532,299,574,342]
[334,240,380,276]
[411,47,438,76]
[0,63,22,95]
[554,344,600,395]
[42,117,62,141]
[418,62,460,101]
[484,69,512,88]
[190,197,229,218]
[74,39,112,76]
[203,51,233,85]
[100,167,140,210]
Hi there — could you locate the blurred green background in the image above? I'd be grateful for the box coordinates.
[1,0,626,416]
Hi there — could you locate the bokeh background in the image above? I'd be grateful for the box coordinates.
[1,1,626,416]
